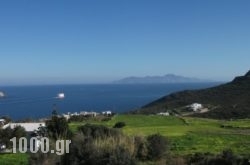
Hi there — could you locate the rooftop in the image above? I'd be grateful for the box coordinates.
[3,123,45,132]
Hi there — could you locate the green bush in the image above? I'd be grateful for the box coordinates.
[77,124,119,139]
[46,116,72,140]
[113,122,126,128]
[0,126,26,148]
[62,126,137,165]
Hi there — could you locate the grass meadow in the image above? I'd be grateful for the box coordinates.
[69,115,250,155]
[1,115,250,165]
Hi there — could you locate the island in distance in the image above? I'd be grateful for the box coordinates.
[114,74,211,84]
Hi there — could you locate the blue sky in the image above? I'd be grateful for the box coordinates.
[0,0,249,85]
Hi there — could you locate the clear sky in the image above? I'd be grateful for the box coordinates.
[0,0,249,85]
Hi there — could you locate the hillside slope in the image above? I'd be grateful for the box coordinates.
[135,70,250,119]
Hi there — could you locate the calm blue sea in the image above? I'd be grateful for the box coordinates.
[0,83,221,120]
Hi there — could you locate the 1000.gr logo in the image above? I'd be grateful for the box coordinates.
[10,137,71,155]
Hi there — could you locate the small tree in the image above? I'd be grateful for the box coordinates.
[46,110,72,140]
[0,126,13,148]
[0,125,26,149]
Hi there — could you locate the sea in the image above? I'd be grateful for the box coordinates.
[0,83,221,120]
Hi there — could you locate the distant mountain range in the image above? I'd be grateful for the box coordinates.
[114,74,211,84]
[133,70,250,119]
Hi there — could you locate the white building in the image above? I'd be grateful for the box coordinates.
[3,123,45,132]
[157,112,170,116]
[102,111,112,116]
[0,119,5,125]
[188,103,203,112]
[80,111,98,117]
[62,114,70,120]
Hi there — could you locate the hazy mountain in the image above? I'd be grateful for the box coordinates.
[133,70,250,119]
[114,74,210,84]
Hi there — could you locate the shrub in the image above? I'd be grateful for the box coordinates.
[62,128,137,165]
[29,140,61,165]
[46,116,72,140]
[146,134,169,160]
[134,136,148,161]
[77,124,119,139]
[113,122,126,128]
[108,146,137,165]
[187,150,250,165]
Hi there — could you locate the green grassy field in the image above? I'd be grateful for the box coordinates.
[1,115,250,165]
[0,153,28,165]
[221,119,250,128]
[69,115,250,155]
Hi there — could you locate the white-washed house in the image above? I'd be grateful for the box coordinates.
[102,111,112,116]
[157,112,170,116]
[188,103,203,112]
